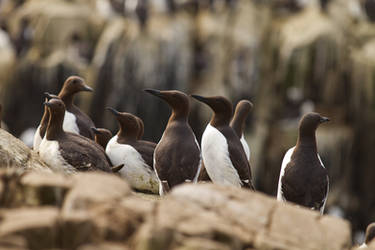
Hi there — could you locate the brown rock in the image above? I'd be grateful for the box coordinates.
[62,172,131,212]
[0,129,51,172]
[0,235,28,250]
[78,242,130,250]
[134,183,352,250]
[58,210,96,249]
[0,207,59,250]
[20,171,72,207]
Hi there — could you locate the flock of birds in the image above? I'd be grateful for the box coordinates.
[31,75,330,212]
[1,74,372,248]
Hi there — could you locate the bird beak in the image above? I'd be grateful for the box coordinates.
[106,107,120,116]
[191,94,210,105]
[320,117,330,123]
[82,84,93,92]
[144,88,164,98]
[91,127,102,135]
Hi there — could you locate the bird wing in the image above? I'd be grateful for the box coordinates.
[201,124,242,187]
[277,146,295,201]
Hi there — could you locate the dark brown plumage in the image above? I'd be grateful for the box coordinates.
[43,98,111,173]
[365,223,375,244]
[230,100,253,138]
[281,112,329,212]
[144,89,201,194]
[58,76,95,139]
[107,107,156,169]
[191,95,254,190]
[91,127,113,149]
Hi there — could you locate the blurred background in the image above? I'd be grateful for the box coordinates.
[0,0,374,243]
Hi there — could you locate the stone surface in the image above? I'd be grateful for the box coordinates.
[0,171,354,249]
[134,184,352,250]
[0,129,51,172]
[0,207,59,250]
[62,172,132,213]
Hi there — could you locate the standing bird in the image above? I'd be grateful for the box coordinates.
[91,127,113,149]
[359,223,375,248]
[191,95,254,189]
[277,112,329,214]
[39,98,111,173]
[57,76,95,139]
[230,100,253,161]
[106,107,159,193]
[144,89,201,195]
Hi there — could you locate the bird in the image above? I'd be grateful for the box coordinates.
[277,112,330,214]
[191,94,254,189]
[106,107,159,193]
[57,76,95,139]
[230,100,253,161]
[39,98,112,173]
[91,127,113,149]
[144,89,201,195]
[359,223,375,248]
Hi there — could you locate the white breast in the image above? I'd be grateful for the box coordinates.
[106,136,159,193]
[201,124,241,187]
[63,111,80,135]
[277,146,295,201]
[358,243,367,249]
[33,126,42,152]
[240,134,250,161]
[39,138,76,174]
[193,137,202,183]
[277,146,329,214]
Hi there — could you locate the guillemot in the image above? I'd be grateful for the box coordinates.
[106,107,159,193]
[191,94,254,190]
[57,76,95,139]
[230,100,253,161]
[145,89,201,195]
[39,98,111,173]
[277,112,330,214]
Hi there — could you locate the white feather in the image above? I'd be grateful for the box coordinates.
[192,137,202,183]
[33,126,42,152]
[201,124,241,187]
[240,134,250,161]
[106,135,159,193]
[358,243,367,249]
[153,156,164,196]
[277,146,329,215]
[63,111,80,135]
[39,138,76,174]
[277,146,295,201]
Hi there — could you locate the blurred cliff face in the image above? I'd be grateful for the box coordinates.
[1,0,375,239]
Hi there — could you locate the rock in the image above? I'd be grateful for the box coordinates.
[0,207,59,250]
[62,172,131,213]
[0,129,51,172]
[78,242,130,250]
[0,235,28,250]
[58,210,96,249]
[134,184,352,250]
[19,171,72,207]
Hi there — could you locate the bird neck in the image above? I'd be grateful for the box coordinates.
[58,90,74,108]
[210,113,230,128]
[46,111,65,140]
[296,130,317,152]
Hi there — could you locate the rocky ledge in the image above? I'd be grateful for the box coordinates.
[0,168,352,250]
